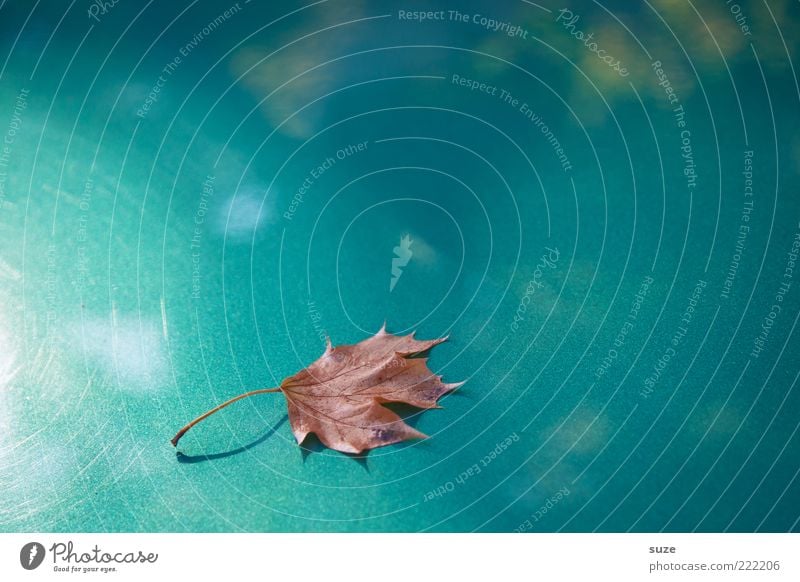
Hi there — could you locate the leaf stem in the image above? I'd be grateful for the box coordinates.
[171,387,281,447]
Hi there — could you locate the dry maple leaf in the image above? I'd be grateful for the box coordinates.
[171,325,462,454]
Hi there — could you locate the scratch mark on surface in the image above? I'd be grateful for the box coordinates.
[0,257,21,281]
[160,296,168,340]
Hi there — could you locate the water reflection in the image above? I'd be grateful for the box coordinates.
[75,315,167,389]
[214,186,275,242]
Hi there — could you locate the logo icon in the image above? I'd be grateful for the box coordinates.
[390,235,413,292]
[20,542,45,570]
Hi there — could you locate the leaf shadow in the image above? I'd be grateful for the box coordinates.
[176,415,288,464]
[299,435,370,471]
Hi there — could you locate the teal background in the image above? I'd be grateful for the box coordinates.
[0,0,799,532]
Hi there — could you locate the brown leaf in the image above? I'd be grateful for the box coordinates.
[281,324,461,453]
[171,325,462,454]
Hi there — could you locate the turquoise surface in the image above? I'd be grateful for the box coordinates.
[0,0,799,532]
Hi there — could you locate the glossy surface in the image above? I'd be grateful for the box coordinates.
[0,0,798,531]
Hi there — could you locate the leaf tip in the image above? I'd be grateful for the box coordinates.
[447,380,466,391]
[411,428,429,440]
